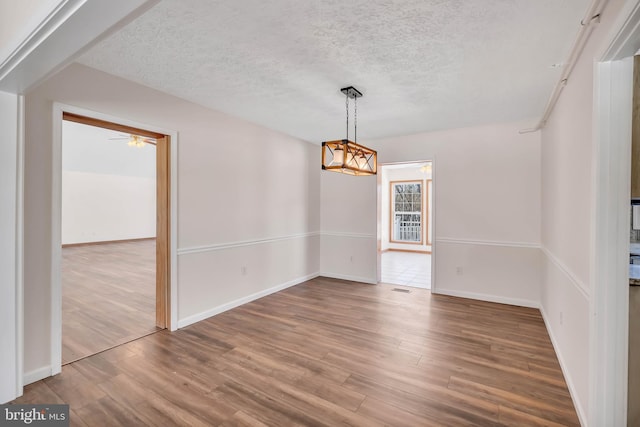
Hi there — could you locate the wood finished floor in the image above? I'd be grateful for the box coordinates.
[16,277,579,426]
[62,239,158,364]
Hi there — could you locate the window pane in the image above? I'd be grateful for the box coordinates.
[393,213,421,242]
[391,182,422,242]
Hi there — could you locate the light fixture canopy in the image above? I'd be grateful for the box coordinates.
[322,86,377,176]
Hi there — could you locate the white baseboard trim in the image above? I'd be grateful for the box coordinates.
[539,305,587,427]
[23,366,52,385]
[432,288,539,309]
[318,272,377,285]
[177,272,319,329]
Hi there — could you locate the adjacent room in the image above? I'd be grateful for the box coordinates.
[379,162,433,289]
[61,119,158,364]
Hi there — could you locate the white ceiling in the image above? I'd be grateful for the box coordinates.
[77,0,590,143]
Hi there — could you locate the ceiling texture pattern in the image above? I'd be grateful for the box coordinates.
[78,0,591,143]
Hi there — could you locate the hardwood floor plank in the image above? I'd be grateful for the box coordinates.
[216,361,383,427]
[62,239,158,364]
[42,365,106,410]
[74,396,148,427]
[343,372,503,426]
[448,375,580,426]
[324,347,450,388]
[12,382,65,405]
[69,409,89,427]
[219,411,270,427]
[498,404,574,427]
[418,345,569,390]
[97,375,214,427]
[356,396,442,427]
[15,277,579,426]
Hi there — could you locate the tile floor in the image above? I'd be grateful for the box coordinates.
[380,251,431,289]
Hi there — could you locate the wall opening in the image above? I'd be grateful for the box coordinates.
[378,161,433,289]
[55,112,171,365]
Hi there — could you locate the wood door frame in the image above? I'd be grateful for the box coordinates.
[62,112,170,328]
[51,104,178,375]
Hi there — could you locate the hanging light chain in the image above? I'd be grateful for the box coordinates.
[342,88,364,142]
[345,92,349,141]
[354,94,357,143]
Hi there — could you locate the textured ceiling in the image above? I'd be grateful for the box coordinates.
[78,0,590,143]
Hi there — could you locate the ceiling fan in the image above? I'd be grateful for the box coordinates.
[109,133,157,148]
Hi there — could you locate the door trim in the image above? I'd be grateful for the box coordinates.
[51,103,179,374]
[62,112,170,329]
[589,0,640,423]
[155,135,170,328]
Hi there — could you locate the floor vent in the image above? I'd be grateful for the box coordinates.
[392,288,410,293]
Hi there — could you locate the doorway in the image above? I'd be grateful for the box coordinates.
[59,112,171,364]
[378,161,433,289]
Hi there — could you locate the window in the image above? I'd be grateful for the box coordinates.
[391,181,422,243]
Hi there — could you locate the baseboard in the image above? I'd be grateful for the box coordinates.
[386,248,432,254]
[23,366,52,385]
[319,272,377,285]
[432,288,539,309]
[177,272,320,329]
[62,237,155,248]
[539,305,587,427]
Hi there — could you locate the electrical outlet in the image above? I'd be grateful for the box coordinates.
[456,266,463,275]
[241,266,247,275]
[350,255,354,263]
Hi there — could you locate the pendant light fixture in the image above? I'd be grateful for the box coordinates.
[322,86,377,175]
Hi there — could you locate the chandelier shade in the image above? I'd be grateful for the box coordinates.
[321,86,377,176]
[321,139,377,176]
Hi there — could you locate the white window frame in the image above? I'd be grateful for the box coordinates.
[390,180,423,245]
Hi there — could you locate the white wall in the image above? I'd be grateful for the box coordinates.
[62,171,156,244]
[381,164,432,252]
[320,170,378,283]
[539,0,625,423]
[321,121,541,305]
[0,91,20,403]
[378,122,541,305]
[23,63,320,380]
[62,121,156,244]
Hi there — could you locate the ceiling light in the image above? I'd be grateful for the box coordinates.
[128,135,146,148]
[322,86,377,176]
